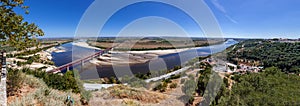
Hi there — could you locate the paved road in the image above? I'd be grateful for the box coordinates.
[145,66,191,83]
[83,83,118,91]
[84,66,191,90]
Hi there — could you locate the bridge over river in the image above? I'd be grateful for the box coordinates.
[47,47,113,73]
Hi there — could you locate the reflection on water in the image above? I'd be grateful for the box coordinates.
[51,39,238,79]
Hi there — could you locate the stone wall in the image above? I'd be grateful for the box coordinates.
[0,51,7,106]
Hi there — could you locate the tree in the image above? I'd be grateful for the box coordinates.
[0,0,44,50]
[182,79,196,96]
[214,67,300,106]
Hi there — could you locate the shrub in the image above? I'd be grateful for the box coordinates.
[7,69,25,96]
[163,78,172,83]
[169,83,177,88]
[170,74,181,79]
[188,96,195,104]
[21,68,81,93]
[180,79,186,84]
[182,79,196,96]
[153,82,168,92]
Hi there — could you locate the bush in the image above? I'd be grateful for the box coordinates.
[7,69,25,96]
[180,79,186,84]
[22,68,81,93]
[163,78,172,83]
[121,76,146,88]
[188,96,195,104]
[80,90,91,105]
[182,79,196,96]
[153,82,168,92]
[169,83,177,88]
[170,74,181,79]
[223,78,230,87]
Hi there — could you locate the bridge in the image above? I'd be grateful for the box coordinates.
[47,47,113,73]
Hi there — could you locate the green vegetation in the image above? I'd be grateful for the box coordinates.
[227,40,300,73]
[182,79,197,96]
[7,41,71,58]
[169,83,177,88]
[153,82,168,92]
[7,68,91,105]
[186,55,211,66]
[197,66,213,96]
[121,75,146,88]
[213,67,300,106]
[169,74,181,79]
[0,46,15,52]
[152,74,181,92]
[7,71,82,106]
[98,65,183,85]
[15,54,48,66]
[131,65,182,80]
[206,39,300,105]
[0,0,44,50]
[20,68,81,93]
[7,68,24,96]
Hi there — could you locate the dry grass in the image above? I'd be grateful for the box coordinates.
[89,85,169,105]
[108,85,166,103]
[8,74,81,106]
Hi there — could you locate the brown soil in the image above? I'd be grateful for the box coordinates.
[107,85,166,103]
[89,85,186,106]
[7,84,36,103]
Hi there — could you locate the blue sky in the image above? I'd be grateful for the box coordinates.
[18,0,300,39]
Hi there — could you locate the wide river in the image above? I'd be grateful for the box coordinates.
[51,39,238,80]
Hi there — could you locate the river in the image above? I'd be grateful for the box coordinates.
[51,39,238,80]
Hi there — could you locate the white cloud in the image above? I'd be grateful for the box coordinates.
[211,0,227,13]
[225,15,238,24]
[210,0,238,24]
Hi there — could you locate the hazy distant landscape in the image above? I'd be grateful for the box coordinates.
[1,0,300,106]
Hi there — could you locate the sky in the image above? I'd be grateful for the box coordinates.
[17,0,300,39]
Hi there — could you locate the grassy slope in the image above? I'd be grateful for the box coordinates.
[8,73,81,106]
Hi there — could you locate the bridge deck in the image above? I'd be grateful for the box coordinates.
[48,47,112,73]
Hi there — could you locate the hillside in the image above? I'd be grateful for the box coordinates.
[227,40,300,73]
[213,67,300,105]
[7,70,82,106]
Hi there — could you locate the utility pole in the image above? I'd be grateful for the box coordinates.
[0,50,7,106]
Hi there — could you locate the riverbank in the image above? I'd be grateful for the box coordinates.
[88,49,189,66]
[72,40,190,66]
[72,41,102,50]
[5,42,71,71]
[72,39,229,66]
